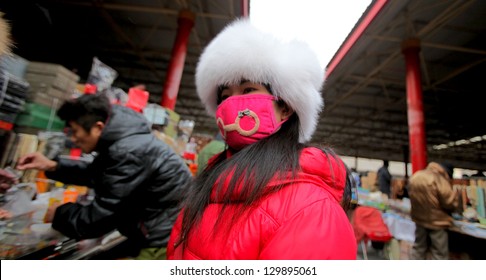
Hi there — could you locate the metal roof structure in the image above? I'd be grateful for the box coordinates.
[1,0,485,170]
[322,0,486,170]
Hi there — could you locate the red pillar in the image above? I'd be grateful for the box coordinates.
[161,9,195,110]
[241,0,249,17]
[401,38,427,173]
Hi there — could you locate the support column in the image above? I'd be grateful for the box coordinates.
[241,0,249,17]
[402,144,409,179]
[401,38,427,173]
[161,9,195,110]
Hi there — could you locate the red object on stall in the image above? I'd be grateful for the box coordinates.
[84,84,97,94]
[125,87,149,113]
[188,163,198,177]
[182,152,196,161]
[0,120,13,130]
[70,148,82,158]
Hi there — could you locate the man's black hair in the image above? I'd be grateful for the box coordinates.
[57,94,111,132]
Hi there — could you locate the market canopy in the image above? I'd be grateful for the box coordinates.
[321,0,485,170]
[1,0,485,170]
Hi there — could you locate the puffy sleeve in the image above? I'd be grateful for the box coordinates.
[45,157,93,187]
[52,151,146,239]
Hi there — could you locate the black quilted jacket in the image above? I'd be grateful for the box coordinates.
[46,105,191,249]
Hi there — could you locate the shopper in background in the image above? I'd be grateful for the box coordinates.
[377,160,391,197]
[408,162,459,260]
[17,93,192,260]
[167,19,356,260]
[196,133,225,175]
[350,168,361,204]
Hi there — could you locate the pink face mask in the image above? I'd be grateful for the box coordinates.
[215,94,286,150]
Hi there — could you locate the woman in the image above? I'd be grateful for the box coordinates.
[167,19,356,259]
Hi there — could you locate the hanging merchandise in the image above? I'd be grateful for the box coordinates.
[101,87,128,105]
[0,70,29,131]
[86,57,118,93]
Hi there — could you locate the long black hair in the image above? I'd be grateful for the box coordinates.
[176,112,353,248]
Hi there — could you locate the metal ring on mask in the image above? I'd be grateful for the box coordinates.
[216,109,260,137]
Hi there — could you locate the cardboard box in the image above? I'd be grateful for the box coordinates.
[25,72,78,93]
[27,62,79,82]
[27,92,63,110]
[28,86,69,100]
[361,172,378,191]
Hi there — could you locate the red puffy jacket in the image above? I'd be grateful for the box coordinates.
[167,147,357,259]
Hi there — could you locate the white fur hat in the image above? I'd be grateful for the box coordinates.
[0,13,12,56]
[196,19,324,143]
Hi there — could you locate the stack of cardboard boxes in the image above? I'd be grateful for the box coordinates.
[15,62,79,134]
[25,62,79,110]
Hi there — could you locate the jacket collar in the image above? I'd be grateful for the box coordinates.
[210,147,346,204]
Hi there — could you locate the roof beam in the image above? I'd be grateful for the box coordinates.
[91,0,164,80]
[367,35,486,55]
[54,0,233,19]
[428,57,486,88]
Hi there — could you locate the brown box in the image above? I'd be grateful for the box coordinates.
[367,171,377,183]
[25,72,78,93]
[27,92,64,110]
[28,86,69,100]
[27,62,79,82]
[361,172,378,191]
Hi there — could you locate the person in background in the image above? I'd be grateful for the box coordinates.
[196,133,225,175]
[408,162,458,260]
[17,93,192,259]
[377,160,392,197]
[167,19,356,260]
[350,168,361,204]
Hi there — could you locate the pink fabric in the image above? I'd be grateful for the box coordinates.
[167,147,357,260]
[215,94,284,150]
